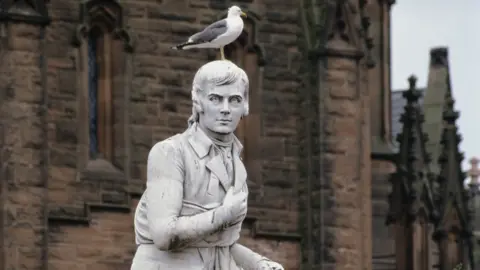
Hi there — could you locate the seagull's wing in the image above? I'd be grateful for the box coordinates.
[189,19,228,43]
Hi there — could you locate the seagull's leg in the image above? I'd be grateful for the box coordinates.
[220,46,225,60]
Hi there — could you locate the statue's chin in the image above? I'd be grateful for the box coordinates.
[210,126,234,135]
[212,129,233,135]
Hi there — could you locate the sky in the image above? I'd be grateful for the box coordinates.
[391,0,480,174]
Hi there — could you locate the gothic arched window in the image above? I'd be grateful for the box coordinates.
[88,26,113,160]
[73,0,133,174]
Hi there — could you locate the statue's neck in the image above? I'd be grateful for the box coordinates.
[198,123,233,147]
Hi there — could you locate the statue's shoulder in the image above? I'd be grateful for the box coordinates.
[149,129,190,156]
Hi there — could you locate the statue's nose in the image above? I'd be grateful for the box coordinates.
[220,100,231,114]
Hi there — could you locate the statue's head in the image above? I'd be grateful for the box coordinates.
[188,60,249,135]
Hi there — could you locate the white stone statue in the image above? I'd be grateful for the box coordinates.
[131,60,284,270]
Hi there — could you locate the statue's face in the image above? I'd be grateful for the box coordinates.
[199,82,246,134]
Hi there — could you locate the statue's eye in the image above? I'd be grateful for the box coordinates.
[230,97,242,104]
[209,96,220,102]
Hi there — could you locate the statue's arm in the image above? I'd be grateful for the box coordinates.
[230,243,269,270]
[145,141,229,251]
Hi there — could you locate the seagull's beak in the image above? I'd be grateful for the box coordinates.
[240,12,247,18]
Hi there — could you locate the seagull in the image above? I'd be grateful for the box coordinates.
[171,6,247,60]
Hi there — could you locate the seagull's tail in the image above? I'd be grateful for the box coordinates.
[171,41,197,50]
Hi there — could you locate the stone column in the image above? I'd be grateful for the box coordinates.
[365,1,397,268]
[368,0,395,149]
[0,2,50,270]
[0,21,6,270]
[469,157,479,187]
[301,2,372,269]
[467,157,479,269]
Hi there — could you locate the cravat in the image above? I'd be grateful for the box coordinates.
[219,146,234,188]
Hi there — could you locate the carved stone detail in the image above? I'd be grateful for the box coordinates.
[358,0,375,68]
[431,75,474,269]
[386,75,435,225]
[468,157,480,185]
[433,93,470,237]
[60,0,135,227]
[310,0,374,60]
[386,75,438,270]
[327,1,354,44]
[430,47,448,67]
[0,0,50,25]
[72,0,134,52]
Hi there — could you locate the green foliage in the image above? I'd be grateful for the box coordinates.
[453,263,463,270]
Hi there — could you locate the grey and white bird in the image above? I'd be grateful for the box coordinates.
[171,6,247,60]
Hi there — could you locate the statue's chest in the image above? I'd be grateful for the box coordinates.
[181,144,247,207]
[183,158,228,205]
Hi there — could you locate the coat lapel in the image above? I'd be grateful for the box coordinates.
[232,138,247,192]
[187,125,230,192]
[205,154,230,192]
[186,124,247,193]
[233,155,247,192]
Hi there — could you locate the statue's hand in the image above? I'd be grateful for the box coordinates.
[219,187,248,224]
[225,189,248,227]
[256,259,284,270]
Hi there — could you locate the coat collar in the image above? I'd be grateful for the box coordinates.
[187,123,246,192]
[187,123,243,159]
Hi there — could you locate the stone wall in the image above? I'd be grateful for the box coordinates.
[366,1,397,269]
[0,0,306,269]
[295,0,376,268]
[0,0,397,270]
[1,22,49,269]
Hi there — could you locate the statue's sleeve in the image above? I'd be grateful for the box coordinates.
[230,243,268,270]
[145,140,227,251]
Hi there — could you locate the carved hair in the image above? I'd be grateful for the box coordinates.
[188,60,249,127]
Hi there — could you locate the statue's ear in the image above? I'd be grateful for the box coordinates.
[243,103,249,117]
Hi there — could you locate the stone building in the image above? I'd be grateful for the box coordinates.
[388,48,475,270]
[0,0,474,270]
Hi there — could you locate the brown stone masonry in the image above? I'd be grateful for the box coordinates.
[301,2,372,269]
[42,0,304,269]
[1,22,49,270]
[0,0,410,269]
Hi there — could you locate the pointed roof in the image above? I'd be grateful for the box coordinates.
[423,47,471,234]
[391,47,457,175]
[391,46,474,268]
[434,93,470,232]
[423,47,452,175]
[391,47,450,150]
[427,48,475,269]
[433,89,475,269]
[386,75,435,224]
[391,88,426,140]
